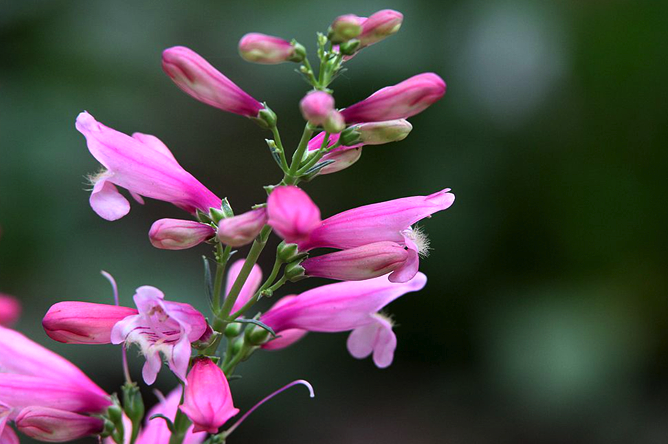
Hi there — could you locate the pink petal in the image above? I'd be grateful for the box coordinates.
[89,179,130,221]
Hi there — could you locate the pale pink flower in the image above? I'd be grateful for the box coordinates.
[267,186,321,244]
[217,208,267,247]
[302,241,418,283]
[358,9,403,48]
[179,358,239,433]
[76,112,221,221]
[224,259,263,314]
[261,273,427,367]
[162,46,264,117]
[340,73,446,123]
[110,286,207,385]
[0,294,20,327]
[239,33,298,64]
[16,407,104,442]
[43,302,138,344]
[149,219,215,250]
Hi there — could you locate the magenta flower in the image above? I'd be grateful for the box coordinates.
[302,241,418,283]
[261,273,427,367]
[110,286,208,385]
[0,293,20,327]
[149,219,215,250]
[43,302,138,344]
[267,186,321,244]
[300,91,334,126]
[239,33,299,64]
[1,402,19,444]
[358,9,403,48]
[217,208,267,247]
[16,407,104,442]
[162,46,264,117]
[0,326,111,419]
[180,357,239,433]
[76,112,221,221]
[340,73,446,124]
[224,259,263,313]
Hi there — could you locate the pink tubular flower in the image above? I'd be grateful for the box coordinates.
[299,188,455,251]
[134,388,205,444]
[110,286,207,385]
[149,219,215,250]
[162,46,264,117]
[239,33,298,64]
[0,326,109,401]
[261,273,427,367]
[43,302,138,344]
[340,73,446,124]
[302,241,418,283]
[1,402,19,444]
[217,208,267,247]
[179,358,239,433]
[16,407,104,442]
[267,186,321,244]
[224,259,263,314]
[358,9,403,48]
[0,294,20,327]
[76,112,221,221]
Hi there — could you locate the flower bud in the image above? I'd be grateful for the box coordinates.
[277,242,307,263]
[239,33,304,64]
[217,208,267,247]
[122,383,144,427]
[284,262,306,282]
[43,302,138,344]
[300,91,336,127]
[16,407,104,442]
[180,358,239,433]
[356,119,413,145]
[323,110,345,134]
[267,186,321,244]
[162,46,264,117]
[149,219,215,250]
[0,293,20,327]
[339,39,361,56]
[302,241,416,282]
[247,325,270,346]
[359,9,403,48]
[224,322,242,338]
[328,14,363,43]
[341,73,446,123]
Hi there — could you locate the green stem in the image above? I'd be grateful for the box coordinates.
[285,124,315,184]
[271,126,289,171]
[295,140,342,176]
[211,243,229,315]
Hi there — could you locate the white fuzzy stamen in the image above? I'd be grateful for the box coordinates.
[405,225,431,258]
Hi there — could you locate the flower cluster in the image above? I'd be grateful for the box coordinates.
[0,8,454,443]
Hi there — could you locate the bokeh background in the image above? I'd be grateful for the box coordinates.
[1,0,667,443]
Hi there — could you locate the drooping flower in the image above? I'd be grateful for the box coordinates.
[110,287,208,385]
[239,33,302,64]
[267,186,321,244]
[149,219,215,250]
[261,273,427,367]
[76,112,221,221]
[217,208,267,247]
[0,294,20,327]
[15,407,105,442]
[43,302,138,344]
[162,46,264,117]
[340,73,446,124]
[179,358,239,433]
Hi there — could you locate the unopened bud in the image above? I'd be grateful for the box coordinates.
[224,322,242,338]
[257,106,278,129]
[16,407,105,442]
[239,33,303,64]
[277,242,307,263]
[247,325,270,346]
[300,91,335,126]
[122,383,144,426]
[328,14,363,43]
[359,9,403,48]
[149,219,214,250]
[285,262,306,282]
[339,39,361,56]
[217,208,267,247]
[357,119,412,145]
[323,110,345,134]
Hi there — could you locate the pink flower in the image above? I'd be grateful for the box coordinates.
[300,91,335,126]
[224,259,263,314]
[76,112,221,221]
[0,294,20,327]
[217,208,267,247]
[162,46,264,117]
[16,407,104,442]
[43,302,138,344]
[149,219,215,250]
[302,241,418,283]
[239,33,299,64]
[267,186,321,244]
[358,9,403,48]
[179,358,239,433]
[0,326,111,418]
[261,273,427,367]
[110,286,207,385]
[1,402,19,444]
[340,73,446,123]
[328,14,363,43]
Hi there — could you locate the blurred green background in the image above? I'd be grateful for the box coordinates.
[1,0,667,443]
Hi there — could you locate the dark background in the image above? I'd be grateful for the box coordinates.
[1,1,667,443]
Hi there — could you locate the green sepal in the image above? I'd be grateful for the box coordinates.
[202,256,213,302]
[235,318,276,338]
[149,414,175,433]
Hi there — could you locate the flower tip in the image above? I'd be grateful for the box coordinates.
[75,111,97,133]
